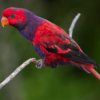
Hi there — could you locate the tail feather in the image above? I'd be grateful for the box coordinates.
[88,68,100,80]
[69,61,100,80]
[83,64,100,80]
[81,65,90,74]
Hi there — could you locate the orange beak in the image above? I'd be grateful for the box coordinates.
[1,16,9,27]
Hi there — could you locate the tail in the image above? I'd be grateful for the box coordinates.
[82,64,100,80]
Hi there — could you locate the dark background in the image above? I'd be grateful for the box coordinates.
[0,0,100,100]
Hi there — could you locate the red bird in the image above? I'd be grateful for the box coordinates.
[1,7,100,80]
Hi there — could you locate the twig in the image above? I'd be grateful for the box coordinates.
[0,13,81,89]
[69,13,81,37]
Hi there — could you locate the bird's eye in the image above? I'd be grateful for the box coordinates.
[9,14,16,18]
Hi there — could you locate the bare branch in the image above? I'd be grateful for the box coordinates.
[0,58,40,89]
[69,13,81,37]
[0,13,81,89]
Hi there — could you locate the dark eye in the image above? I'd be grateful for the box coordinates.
[9,14,16,18]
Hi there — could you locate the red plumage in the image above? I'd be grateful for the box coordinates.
[33,20,100,79]
[1,7,100,80]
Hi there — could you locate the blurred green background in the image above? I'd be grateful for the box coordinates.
[0,0,100,100]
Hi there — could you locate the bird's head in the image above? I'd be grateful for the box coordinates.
[1,7,28,29]
[1,7,44,41]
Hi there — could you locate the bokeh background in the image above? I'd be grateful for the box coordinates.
[0,0,100,100]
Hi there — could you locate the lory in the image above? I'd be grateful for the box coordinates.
[1,7,100,80]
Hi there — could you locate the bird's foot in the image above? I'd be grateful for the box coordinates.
[36,59,45,69]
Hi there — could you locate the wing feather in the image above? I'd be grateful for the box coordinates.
[35,20,100,66]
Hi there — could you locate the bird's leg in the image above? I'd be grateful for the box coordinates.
[50,64,58,68]
[36,59,45,69]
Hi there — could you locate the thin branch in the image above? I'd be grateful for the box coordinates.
[69,13,81,37]
[0,13,81,89]
[0,58,39,89]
